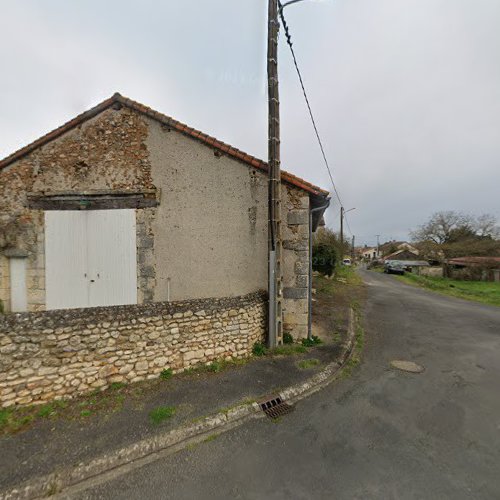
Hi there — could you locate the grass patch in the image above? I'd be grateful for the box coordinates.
[395,273,500,307]
[270,344,307,356]
[341,308,365,378]
[0,381,131,435]
[149,406,176,425]
[110,382,126,391]
[203,434,218,443]
[159,368,173,380]
[314,266,363,296]
[334,265,364,285]
[37,404,56,418]
[297,358,320,369]
[182,357,249,377]
[0,408,12,429]
[252,342,267,356]
[301,335,322,347]
[341,356,361,378]
[207,361,224,373]
[0,408,34,433]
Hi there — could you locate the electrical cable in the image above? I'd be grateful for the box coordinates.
[278,2,346,214]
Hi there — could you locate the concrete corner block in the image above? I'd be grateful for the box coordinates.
[287,211,309,226]
[283,239,308,252]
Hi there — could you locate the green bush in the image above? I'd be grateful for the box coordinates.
[283,332,294,344]
[312,242,337,276]
[252,342,267,357]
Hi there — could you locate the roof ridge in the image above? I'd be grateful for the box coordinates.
[0,93,329,197]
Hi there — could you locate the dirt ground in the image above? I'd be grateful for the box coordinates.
[312,267,366,342]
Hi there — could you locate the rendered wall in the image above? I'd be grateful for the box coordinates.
[146,118,269,301]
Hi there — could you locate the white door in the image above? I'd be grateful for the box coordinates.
[45,210,137,310]
[9,258,27,312]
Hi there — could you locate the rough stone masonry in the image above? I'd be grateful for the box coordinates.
[0,292,266,407]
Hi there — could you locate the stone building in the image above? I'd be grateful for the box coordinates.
[0,93,329,406]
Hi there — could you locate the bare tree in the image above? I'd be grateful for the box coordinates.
[411,211,500,259]
[473,214,500,239]
[410,211,473,245]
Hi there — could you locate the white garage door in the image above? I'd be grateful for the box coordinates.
[45,210,137,310]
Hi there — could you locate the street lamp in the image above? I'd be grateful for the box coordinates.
[340,207,355,250]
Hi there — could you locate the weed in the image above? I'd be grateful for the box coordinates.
[341,311,364,378]
[54,399,68,409]
[331,332,341,342]
[110,382,126,391]
[283,332,294,344]
[159,368,173,380]
[0,408,12,429]
[207,361,223,373]
[252,342,267,357]
[294,345,308,353]
[149,406,176,425]
[298,358,320,370]
[270,344,307,356]
[203,434,218,443]
[46,481,60,496]
[37,404,55,418]
[301,335,322,347]
[80,409,92,418]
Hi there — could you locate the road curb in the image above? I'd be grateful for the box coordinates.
[1,309,358,500]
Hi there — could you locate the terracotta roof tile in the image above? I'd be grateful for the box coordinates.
[0,93,329,198]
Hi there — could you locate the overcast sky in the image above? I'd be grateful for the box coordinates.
[1,0,499,246]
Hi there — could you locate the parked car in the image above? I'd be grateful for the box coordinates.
[384,261,405,275]
[342,258,352,266]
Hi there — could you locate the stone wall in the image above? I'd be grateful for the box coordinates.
[0,107,155,312]
[0,291,266,407]
[282,184,310,339]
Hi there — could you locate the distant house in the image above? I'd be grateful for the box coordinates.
[445,257,500,282]
[361,247,379,260]
[379,241,419,258]
[383,248,420,262]
[361,241,419,261]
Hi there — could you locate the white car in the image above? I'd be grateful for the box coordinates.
[342,258,352,266]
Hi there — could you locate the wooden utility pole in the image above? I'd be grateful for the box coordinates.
[351,235,355,260]
[340,206,344,253]
[267,0,283,347]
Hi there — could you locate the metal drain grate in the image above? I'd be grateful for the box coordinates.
[259,396,294,419]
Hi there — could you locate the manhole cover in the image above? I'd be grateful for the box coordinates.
[390,360,425,373]
[259,396,295,419]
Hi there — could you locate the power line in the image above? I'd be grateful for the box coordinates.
[344,216,353,236]
[278,4,345,212]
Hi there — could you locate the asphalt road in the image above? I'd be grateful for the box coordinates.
[74,271,500,500]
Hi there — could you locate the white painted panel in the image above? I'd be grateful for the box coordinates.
[87,209,137,307]
[45,211,89,310]
[9,258,27,312]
